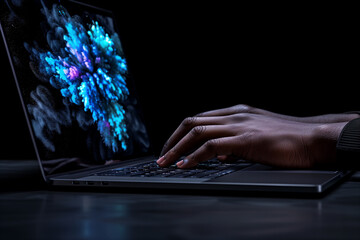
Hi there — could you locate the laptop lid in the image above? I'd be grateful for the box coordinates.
[0,0,152,180]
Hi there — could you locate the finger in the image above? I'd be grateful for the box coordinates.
[216,155,228,161]
[158,125,233,167]
[176,136,246,168]
[195,104,253,117]
[217,155,240,162]
[198,105,293,122]
[160,116,227,156]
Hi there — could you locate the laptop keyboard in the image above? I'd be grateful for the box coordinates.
[95,159,252,179]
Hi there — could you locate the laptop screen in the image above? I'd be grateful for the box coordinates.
[0,0,150,176]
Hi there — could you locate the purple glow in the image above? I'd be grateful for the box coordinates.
[64,66,80,80]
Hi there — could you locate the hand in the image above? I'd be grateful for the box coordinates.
[157,104,358,169]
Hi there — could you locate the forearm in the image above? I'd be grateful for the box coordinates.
[297,113,360,123]
[259,111,360,124]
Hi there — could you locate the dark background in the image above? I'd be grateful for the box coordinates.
[1,1,358,159]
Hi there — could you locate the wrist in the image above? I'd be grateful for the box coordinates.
[310,122,347,168]
[336,118,360,169]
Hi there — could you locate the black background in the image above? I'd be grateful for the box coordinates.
[1,1,358,159]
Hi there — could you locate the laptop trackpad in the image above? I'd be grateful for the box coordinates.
[210,165,339,185]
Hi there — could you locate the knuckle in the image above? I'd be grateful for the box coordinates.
[167,148,179,158]
[232,104,253,113]
[160,141,170,154]
[182,117,198,128]
[163,140,169,149]
[162,148,180,164]
[190,125,206,137]
[204,139,220,152]
[230,112,251,122]
[188,154,200,165]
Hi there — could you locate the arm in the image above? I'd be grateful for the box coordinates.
[194,104,359,123]
[157,104,360,169]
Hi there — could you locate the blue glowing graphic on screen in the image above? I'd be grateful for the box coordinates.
[27,3,130,152]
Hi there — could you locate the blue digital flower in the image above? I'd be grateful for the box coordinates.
[31,3,130,152]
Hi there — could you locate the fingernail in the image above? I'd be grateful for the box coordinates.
[176,160,184,167]
[177,159,188,168]
[157,156,165,165]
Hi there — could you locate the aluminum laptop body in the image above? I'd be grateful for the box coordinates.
[0,0,349,195]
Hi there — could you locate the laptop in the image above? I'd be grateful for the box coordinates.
[0,0,350,195]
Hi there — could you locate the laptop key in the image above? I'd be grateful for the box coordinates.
[96,159,252,179]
